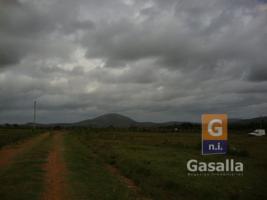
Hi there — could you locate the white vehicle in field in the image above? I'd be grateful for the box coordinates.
[248,129,266,136]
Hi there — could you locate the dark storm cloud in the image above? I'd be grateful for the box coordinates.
[82,0,267,71]
[0,0,93,68]
[0,0,267,123]
[0,43,24,67]
[247,68,267,82]
[0,0,53,67]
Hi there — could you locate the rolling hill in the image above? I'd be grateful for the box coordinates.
[76,113,137,128]
[75,113,182,128]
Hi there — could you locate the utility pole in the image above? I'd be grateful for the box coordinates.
[33,100,36,129]
[260,115,263,129]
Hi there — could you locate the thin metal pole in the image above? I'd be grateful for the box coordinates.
[260,116,263,129]
[34,100,36,129]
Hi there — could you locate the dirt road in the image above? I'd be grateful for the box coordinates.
[42,132,68,200]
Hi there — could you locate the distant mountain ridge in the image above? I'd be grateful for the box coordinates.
[75,113,183,128]
[18,113,267,128]
[77,113,137,127]
[229,116,267,125]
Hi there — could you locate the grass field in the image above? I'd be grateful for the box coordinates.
[0,128,40,148]
[0,129,266,200]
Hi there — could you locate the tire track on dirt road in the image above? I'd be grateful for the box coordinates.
[42,132,68,200]
[0,132,49,169]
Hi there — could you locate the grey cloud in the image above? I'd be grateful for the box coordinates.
[61,20,95,34]
[0,0,267,123]
[0,1,54,37]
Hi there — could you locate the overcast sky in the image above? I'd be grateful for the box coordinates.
[0,0,267,123]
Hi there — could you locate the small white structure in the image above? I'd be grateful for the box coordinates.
[248,129,266,136]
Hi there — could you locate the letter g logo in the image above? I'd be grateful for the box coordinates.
[208,119,223,136]
[202,114,228,155]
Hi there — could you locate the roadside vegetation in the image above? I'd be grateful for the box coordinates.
[73,131,267,200]
[0,133,51,200]
[0,128,41,149]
